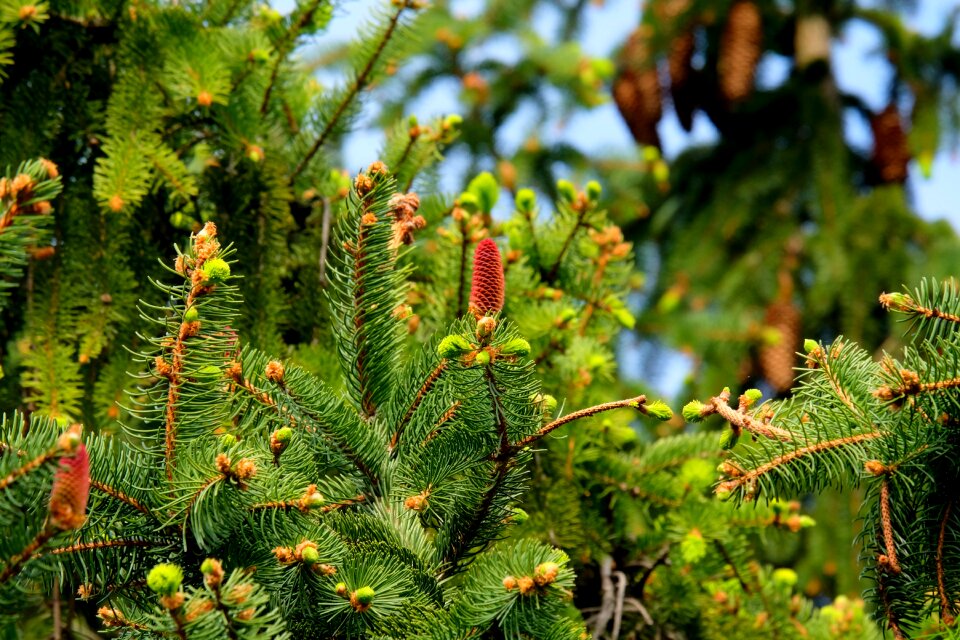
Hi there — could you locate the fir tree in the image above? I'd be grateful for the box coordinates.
[0,161,680,638]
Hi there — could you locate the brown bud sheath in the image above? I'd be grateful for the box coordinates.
[49,444,90,530]
[469,239,505,316]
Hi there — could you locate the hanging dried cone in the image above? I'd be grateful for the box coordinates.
[718,1,762,104]
[669,29,697,131]
[613,28,662,147]
[870,104,911,184]
[758,301,802,394]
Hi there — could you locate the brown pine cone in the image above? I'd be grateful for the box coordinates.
[758,301,802,394]
[718,1,762,104]
[870,104,911,184]
[669,30,697,131]
[613,28,662,147]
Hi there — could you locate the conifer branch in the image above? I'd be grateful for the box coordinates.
[259,0,328,115]
[424,401,461,444]
[544,204,590,282]
[702,390,793,442]
[455,215,470,318]
[290,3,409,182]
[876,371,960,399]
[713,540,751,595]
[390,361,447,454]
[938,500,955,626]
[0,447,58,491]
[716,432,882,493]
[47,538,163,555]
[877,573,907,640]
[320,494,366,513]
[879,478,902,574]
[0,526,55,584]
[880,292,960,324]
[90,479,154,518]
[506,396,647,455]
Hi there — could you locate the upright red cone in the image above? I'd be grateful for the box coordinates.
[469,239,505,317]
[49,444,91,530]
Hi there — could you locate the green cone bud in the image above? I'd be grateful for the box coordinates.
[515,188,536,213]
[301,546,319,564]
[183,306,199,323]
[556,179,577,203]
[443,114,463,130]
[474,350,491,366]
[437,335,472,359]
[147,563,183,597]
[803,338,819,353]
[585,180,602,201]
[682,400,705,423]
[200,558,218,575]
[643,399,673,421]
[510,507,529,525]
[772,568,798,588]
[719,428,740,450]
[799,515,816,528]
[642,146,660,162]
[467,172,499,214]
[716,487,733,501]
[200,258,231,283]
[744,388,762,403]
[457,192,480,214]
[220,433,237,447]
[499,338,530,357]
[274,427,293,443]
[354,586,375,606]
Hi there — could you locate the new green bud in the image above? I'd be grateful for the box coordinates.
[183,305,199,323]
[719,428,740,450]
[443,114,463,130]
[457,191,480,214]
[715,487,733,501]
[147,564,183,597]
[220,433,237,447]
[437,335,473,359]
[585,180,602,201]
[197,365,221,382]
[556,179,577,203]
[474,350,491,366]
[772,568,798,588]
[301,546,319,564]
[642,146,660,162]
[803,338,819,353]
[643,399,673,421]
[274,427,293,443]
[682,400,705,423]
[652,160,669,183]
[558,307,577,323]
[200,258,231,283]
[407,114,418,127]
[534,393,558,414]
[354,586,375,606]
[510,507,529,525]
[467,172,499,213]
[200,558,219,575]
[499,338,531,357]
[515,188,536,213]
[613,308,635,329]
[744,388,763,403]
[798,515,816,528]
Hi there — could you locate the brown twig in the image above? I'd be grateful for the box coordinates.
[390,361,446,454]
[259,0,328,115]
[0,447,58,491]
[290,3,409,181]
[717,431,883,493]
[47,538,162,556]
[707,390,793,442]
[938,500,955,625]
[505,396,646,456]
[0,527,55,584]
[879,478,902,574]
[90,480,153,517]
[320,494,366,513]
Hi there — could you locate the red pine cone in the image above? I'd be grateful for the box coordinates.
[49,444,90,530]
[469,239,505,317]
[718,1,762,104]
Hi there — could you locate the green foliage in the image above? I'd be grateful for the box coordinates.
[692,278,960,637]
